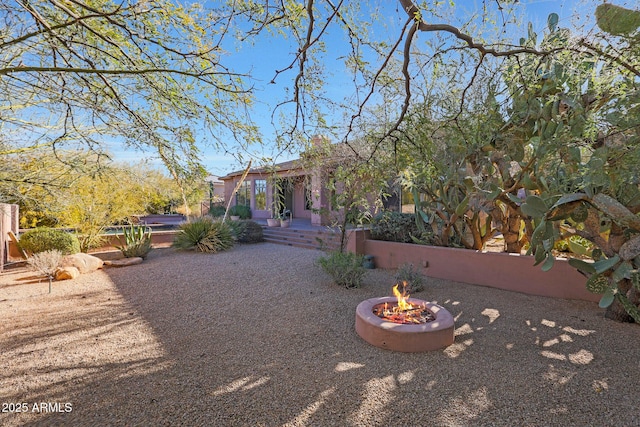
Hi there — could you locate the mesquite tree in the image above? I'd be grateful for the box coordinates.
[1,0,259,204]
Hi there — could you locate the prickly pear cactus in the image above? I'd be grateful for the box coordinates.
[570,203,589,223]
[586,274,610,294]
[616,294,640,323]
[596,3,640,36]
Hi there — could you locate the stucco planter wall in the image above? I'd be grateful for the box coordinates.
[90,231,177,253]
[136,214,186,224]
[7,231,177,262]
[346,229,597,303]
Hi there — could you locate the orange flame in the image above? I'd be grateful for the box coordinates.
[376,282,429,324]
[392,283,414,311]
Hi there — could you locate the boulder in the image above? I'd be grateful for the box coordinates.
[55,266,80,281]
[60,253,104,274]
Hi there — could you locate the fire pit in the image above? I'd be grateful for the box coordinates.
[355,284,455,352]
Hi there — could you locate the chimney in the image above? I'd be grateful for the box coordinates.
[311,134,328,147]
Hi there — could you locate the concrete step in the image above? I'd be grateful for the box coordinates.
[262,226,341,251]
[263,236,339,250]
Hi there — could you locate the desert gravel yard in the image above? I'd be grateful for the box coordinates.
[1,243,638,426]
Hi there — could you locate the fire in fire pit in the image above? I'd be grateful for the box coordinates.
[373,283,435,324]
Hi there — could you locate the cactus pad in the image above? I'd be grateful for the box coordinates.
[586,274,610,294]
[570,203,589,223]
[616,293,640,323]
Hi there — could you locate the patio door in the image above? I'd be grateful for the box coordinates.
[283,186,294,218]
[275,179,294,218]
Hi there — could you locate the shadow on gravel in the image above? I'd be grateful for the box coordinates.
[2,244,638,426]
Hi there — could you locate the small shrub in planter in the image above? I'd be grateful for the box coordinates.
[316,251,366,288]
[370,212,419,243]
[228,204,252,219]
[19,228,81,255]
[209,205,227,218]
[393,262,425,293]
[231,220,264,243]
[173,218,234,253]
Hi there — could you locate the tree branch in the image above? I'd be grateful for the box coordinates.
[398,0,549,57]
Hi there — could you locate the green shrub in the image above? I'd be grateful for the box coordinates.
[173,217,234,253]
[370,212,419,243]
[116,224,152,258]
[231,220,264,243]
[19,228,81,255]
[228,204,252,219]
[209,205,227,218]
[316,251,366,288]
[393,262,426,293]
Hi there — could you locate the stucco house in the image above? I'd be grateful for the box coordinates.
[220,136,404,226]
[220,141,332,225]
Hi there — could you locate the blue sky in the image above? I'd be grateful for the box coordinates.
[111,0,617,176]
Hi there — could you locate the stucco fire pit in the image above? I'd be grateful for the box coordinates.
[355,296,455,352]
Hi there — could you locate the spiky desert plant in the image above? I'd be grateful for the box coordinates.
[173,217,234,253]
[27,250,63,294]
[116,224,152,258]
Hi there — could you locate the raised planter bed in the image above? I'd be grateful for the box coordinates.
[346,229,597,303]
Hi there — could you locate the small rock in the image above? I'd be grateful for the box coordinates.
[55,266,80,280]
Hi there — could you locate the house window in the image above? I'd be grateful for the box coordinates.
[236,181,250,206]
[255,179,267,210]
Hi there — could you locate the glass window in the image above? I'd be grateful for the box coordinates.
[236,181,250,206]
[254,179,267,210]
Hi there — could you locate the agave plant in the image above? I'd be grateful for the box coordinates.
[173,217,234,253]
[116,224,152,259]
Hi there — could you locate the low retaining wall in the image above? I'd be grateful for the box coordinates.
[7,231,177,260]
[347,229,597,303]
[90,231,177,253]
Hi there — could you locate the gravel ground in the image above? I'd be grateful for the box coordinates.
[1,243,638,427]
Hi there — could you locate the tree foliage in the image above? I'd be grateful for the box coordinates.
[1,0,259,196]
[12,157,186,250]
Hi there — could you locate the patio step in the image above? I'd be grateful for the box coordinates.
[261,226,341,251]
